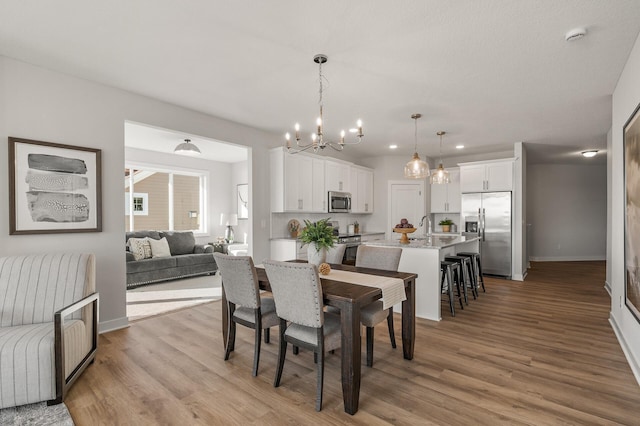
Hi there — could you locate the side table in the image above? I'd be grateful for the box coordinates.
[209,242,228,254]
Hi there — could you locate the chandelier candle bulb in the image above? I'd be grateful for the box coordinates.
[340,130,346,144]
[357,120,363,136]
[295,123,300,140]
[317,117,322,136]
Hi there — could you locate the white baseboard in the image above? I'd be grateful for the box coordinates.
[529,256,606,262]
[512,272,526,281]
[605,280,612,296]
[99,317,129,334]
[609,314,640,387]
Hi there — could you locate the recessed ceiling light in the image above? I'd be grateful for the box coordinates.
[582,150,598,158]
[566,27,587,42]
[389,144,398,149]
[456,145,464,149]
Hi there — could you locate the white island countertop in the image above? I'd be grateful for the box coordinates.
[364,235,480,250]
[365,235,480,322]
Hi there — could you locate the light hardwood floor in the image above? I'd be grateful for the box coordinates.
[66,261,640,425]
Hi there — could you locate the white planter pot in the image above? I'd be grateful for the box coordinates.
[307,244,327,266]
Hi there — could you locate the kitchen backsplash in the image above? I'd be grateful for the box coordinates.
[271,213,375,238]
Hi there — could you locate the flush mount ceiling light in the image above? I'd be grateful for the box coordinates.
[582,150,598,158]
[174,138,201,155]
[430,131,451,185]
[285,54,363,154]
[565,27,587,42]
[389,144,398,149]
[404,113,429,179]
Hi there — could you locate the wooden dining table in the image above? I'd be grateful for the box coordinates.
[220,261,417,415]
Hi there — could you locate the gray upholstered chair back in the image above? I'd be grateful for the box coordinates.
[0,253,95,327]
[325,244,346,264]
[355,245,402,272]
[213,253,260,309]
[263,260,324,328]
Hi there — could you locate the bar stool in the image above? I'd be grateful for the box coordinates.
[457,252,486,293]
[440,261,464,316]
[444,255,477,302]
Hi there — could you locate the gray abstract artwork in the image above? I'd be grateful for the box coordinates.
[25,154,90,223]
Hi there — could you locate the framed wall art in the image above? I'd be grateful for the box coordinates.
[9,137,102,234]
[624,102,640,322]
[237,183,248,219]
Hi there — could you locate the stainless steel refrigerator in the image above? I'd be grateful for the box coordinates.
[461,192,512,278]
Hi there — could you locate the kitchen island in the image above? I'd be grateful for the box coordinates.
[366,234,480,321]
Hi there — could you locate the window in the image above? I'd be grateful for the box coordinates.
[125,166,208,233]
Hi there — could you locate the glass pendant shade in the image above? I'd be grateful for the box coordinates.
[430,163,450,184]
[403,113,429,179]
[405,153,429,179]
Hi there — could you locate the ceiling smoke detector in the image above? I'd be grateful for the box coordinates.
[565,27,587,42]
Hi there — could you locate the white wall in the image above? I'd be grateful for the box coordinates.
[610,31,640,384]
[606,128,613,294]
[0,56,279,332]
[231,161,250,245]
[513,142,527,280]
[527,163,606,261]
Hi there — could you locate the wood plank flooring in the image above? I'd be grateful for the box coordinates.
[65,261,640,425]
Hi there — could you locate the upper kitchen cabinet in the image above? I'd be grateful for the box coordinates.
[459,159,513,193]
[430,167,460,213]
[270,148,324,213]
[325,159,351,193]
[350,165,374,214]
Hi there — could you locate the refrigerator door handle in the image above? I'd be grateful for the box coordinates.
[477,208,482,238]
[482,208,486,241]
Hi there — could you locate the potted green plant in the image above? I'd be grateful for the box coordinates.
[439,218,454,233]
[299,218,336,265]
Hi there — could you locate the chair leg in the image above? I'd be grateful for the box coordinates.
[366,326,374,367]
[476,256,486,292]
[454,268,464,310]
[467,260,479,298]
[252,310,262,377]
[274,319,287,387]
[387,310,396,348]
[293,345,299,355]
[446,267,455,317]
[264,328,270,344]
[224,303,236,360]
[316,328,324,412]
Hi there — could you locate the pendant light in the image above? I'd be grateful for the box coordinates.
[404,114,429,179]
[430,131,450,184]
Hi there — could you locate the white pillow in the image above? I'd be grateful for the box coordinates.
[148,237,171,258]
[128,237,152,261]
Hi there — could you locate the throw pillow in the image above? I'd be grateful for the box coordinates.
[128,237,152,261]
[148,237,172,258]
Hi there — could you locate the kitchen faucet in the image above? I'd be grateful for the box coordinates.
[419,215,432,235]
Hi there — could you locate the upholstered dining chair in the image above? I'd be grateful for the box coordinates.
[355,245,403,367]
[325,243,347,264]
[263,260,342,411]
[214,253,279,377]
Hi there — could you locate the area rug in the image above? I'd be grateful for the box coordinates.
[0,402,74,425]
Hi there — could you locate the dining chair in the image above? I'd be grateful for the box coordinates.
[214,253,279,377]
[355,245,402,367]
[325,243,347,264]
[263,260,342,411]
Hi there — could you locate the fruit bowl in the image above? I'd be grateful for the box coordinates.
[393,227,417,244]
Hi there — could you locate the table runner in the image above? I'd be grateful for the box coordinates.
[324,269,406,309]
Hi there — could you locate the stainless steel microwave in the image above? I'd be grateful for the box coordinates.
[328,191,351,213]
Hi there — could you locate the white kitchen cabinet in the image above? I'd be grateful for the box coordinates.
[270,240,298,261]
[311,158,326,212]
[350,166,374,214]
[270,148,323,213]
[459,159,513,193]
[325,159,351,193]
[430,168,460,213]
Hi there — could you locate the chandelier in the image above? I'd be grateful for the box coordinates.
[403,114,429,179]
[430,131,450,184]
[285,54,363,153]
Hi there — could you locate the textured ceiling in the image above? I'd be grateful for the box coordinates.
[2,0,639,165]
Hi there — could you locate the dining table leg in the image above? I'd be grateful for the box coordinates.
[339,301,361,415]
[402,278,416,360]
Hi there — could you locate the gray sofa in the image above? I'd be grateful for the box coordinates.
[126,230,217,288]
